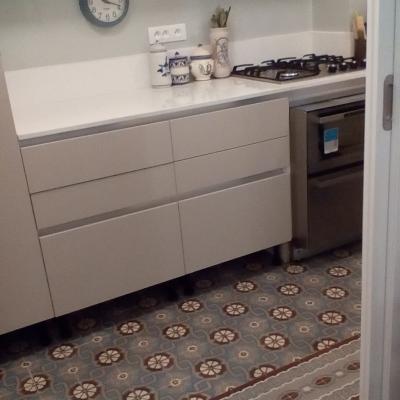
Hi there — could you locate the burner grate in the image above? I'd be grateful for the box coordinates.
[231,54,366,83]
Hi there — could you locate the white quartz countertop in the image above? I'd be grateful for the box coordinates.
[6,66,365,141]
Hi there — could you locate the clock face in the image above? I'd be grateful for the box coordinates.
[79,0,129,27]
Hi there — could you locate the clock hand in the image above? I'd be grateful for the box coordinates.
[102,0,120,6]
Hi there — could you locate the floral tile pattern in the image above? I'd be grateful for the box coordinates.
[0,245,361,400]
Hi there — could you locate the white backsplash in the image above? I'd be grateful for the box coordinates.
[5,31,354,101]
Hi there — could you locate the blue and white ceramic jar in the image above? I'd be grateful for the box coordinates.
[169,52,190,85]
[149,42,172,87]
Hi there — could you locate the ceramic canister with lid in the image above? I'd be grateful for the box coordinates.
[169,52,190,85]
[190,44,214,81]
[149,42,172,87]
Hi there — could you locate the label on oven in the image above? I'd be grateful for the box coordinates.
[323,127,339,154]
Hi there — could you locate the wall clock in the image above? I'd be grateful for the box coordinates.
[79,0,129,27]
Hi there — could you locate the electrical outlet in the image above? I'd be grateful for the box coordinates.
[148,23,187,45]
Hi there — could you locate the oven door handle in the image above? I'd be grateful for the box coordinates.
[310,169,363,189]
[314,108,365,124]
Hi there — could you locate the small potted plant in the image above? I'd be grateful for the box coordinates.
[210,6,232,78]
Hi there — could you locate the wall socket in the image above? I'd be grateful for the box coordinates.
[148,23,187,45]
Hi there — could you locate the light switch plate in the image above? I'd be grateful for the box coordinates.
[148,23,187,45]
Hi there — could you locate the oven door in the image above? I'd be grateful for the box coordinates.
[307,102,365,174]
[307,164,363,253]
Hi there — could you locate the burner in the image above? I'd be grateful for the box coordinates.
[232,54,366,83]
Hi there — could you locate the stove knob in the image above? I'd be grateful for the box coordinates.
[361,58,367,68]
[339,62,349,71]
[327,63,338,73]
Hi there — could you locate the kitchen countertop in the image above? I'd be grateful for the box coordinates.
[5,68,365,142]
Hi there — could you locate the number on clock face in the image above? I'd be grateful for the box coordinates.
[80,0,129,27]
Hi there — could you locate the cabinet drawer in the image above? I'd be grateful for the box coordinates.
[41,203,185,316]
[171,98,289,160]
[32,164,176,231]
[175,137,289,194]
[179,173,292,273]
[22,121,172,193]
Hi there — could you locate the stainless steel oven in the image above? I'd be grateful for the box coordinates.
[290,94,365,260]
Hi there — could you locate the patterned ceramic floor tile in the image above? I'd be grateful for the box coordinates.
[0,245,361,400]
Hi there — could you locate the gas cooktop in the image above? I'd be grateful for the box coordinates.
[231,54,366,83]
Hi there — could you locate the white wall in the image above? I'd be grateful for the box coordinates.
[0,0,313,70]
[313,0,367,31]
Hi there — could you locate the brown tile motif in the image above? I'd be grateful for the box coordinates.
[123,387,155,400]
[144,353,174,371]
[117,320,144,335]
[20,374,50,395]
[234,280,257,292]
[318,311,347,325]
[285,264,306,275]
[278,284,302,296]
[182,395,208,400]
[327,266,352,277]
[249,364,276,379]
[49,343,77,360]
[69,380,100,399]
[323,286,349,299]
[95,348,124,366]
[179,299,203,313]
[313,338,338,351]
[269,306,296,321]
[210,328,239,344]
[196,359,226,378]
[223,302,248,316]
[163,323,190,340]
[261,333,289,350]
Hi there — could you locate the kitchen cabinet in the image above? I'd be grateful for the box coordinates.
[41,203,185,316]
[179,173,292,273]
[15,96,292,324]
[0,60,53,334]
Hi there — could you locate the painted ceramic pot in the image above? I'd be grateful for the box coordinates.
[169,52,190,85]
[190,44,214,81]
[210,27,232,78]
[149,42,171,87]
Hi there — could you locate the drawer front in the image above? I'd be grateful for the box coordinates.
[175,137,289,194]
[171,98,289,160]
[41,204,185,316]
[22,121,172,193]
[179,173,292,273]
[32,164,176,231]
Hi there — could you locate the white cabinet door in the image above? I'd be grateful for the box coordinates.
[32,164,176,231]
[171,98,289,160]
[22,121,172,193]
[179,173,292,273]
[41,203,185,316]
[174,137,289,195]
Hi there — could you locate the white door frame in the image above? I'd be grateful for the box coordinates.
[361,0,397,398]
[381,4,400,399]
